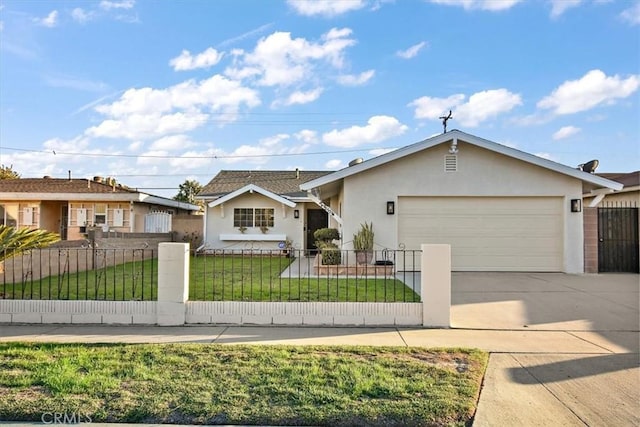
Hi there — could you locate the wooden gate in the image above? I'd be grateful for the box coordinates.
[598,202,639,273]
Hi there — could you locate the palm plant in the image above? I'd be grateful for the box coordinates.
[0,225,60,263]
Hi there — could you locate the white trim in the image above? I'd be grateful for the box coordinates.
[0,192,200,211]
[219,233,287,241]
[137,194,200,211]
[588,194,606,207]
[300,130,623,192]
[208,184,297,208]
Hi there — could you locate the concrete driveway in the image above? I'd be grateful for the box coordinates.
[452,272,639,426]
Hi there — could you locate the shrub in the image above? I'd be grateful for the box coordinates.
[353,222,374,251]
[313,228,340,244]
[320,244,342,265]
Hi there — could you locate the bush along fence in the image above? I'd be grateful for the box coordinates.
[0,243,451,327]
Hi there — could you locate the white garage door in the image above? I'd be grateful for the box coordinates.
[398,197,563,271]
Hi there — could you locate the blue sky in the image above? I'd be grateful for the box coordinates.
[1,0,638,198]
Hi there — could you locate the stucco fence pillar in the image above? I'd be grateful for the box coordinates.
[157,242,190,326]
[421,244,451,328]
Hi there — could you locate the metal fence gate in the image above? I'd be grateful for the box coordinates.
[598,202,639,273]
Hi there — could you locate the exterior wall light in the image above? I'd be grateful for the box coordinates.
[570,199,582,213]
[293,209,300,219]
[386,201,395,215]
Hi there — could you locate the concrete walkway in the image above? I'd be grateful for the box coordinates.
[0,272,638,426]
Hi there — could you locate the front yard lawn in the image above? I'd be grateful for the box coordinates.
[0,343,487,426]
[2,255,419,302]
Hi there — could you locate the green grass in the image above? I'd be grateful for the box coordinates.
[0,343,488,426]
[0,258,157,301]
[1,255,419,302]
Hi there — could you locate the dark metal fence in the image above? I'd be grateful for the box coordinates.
[0,247,157,301]
[598,201,639,273]
[1,246,423,303]
[190,248,422,303]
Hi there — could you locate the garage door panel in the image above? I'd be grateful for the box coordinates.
[398,197,563,272]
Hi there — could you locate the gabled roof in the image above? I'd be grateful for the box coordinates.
[300,130,623,192]
[597,171,640,189]
[0,178,201,211]
[199,170,332,198]
[207,184,297,208]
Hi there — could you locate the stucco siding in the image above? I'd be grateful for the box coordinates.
[340,141,584,273]
[204,193,304,250]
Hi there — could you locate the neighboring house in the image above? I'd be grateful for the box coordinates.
[198,170,332,252]
[299,130,622,274]
[0,176,201,240]
[583,171,640,207]
[582,171,639,273]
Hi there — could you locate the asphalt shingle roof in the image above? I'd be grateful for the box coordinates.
[597,171,640,188]
[199,170,331,198]
[0,178,135,194]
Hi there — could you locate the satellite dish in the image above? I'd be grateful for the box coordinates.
[348,158,363,167]
[581,159,599,174]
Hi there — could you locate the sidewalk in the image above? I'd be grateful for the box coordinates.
[0,323,638,426]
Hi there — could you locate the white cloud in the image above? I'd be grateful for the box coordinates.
[409,89,521,127]
[396,41,427,59]
[550,0,582,18]
[35,10,58,28]
[225,28,356,87]
[409,94,465,120]
[100,0,135,11]
[537,69,640,115]
[322,115,408,148]
[294,130,318,144]
[274,88,324,107]
[169,48,224,71]
[621,2,640,25]
[428,0,521,11]
[149,135,195,151]
[90,74,260,139]
[456,89,522,127]
[86,112,209,140]
[260,133,290,147]
[128,141,143,151]
[325,159,344,169]
[287,0,366,16]
[369,147,397,156]
[552,125,581,140]
[71,8,95,23]
[337,70,375,86]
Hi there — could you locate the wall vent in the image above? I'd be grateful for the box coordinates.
[444,154,458,172]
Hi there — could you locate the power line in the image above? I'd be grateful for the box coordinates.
[1,146,392,159]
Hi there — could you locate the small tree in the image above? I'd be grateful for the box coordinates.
[0,226,60,263]
[0,165,20,180]
[174,179,204,211]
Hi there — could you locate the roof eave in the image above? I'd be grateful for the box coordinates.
[300,130,624,192]
[207,184,297,208]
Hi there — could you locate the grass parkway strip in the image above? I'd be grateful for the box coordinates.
[0,343,487,426]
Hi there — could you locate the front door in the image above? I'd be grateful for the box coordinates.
[306,209,328,253]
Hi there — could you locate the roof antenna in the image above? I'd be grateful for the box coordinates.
[439,110,453,133]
